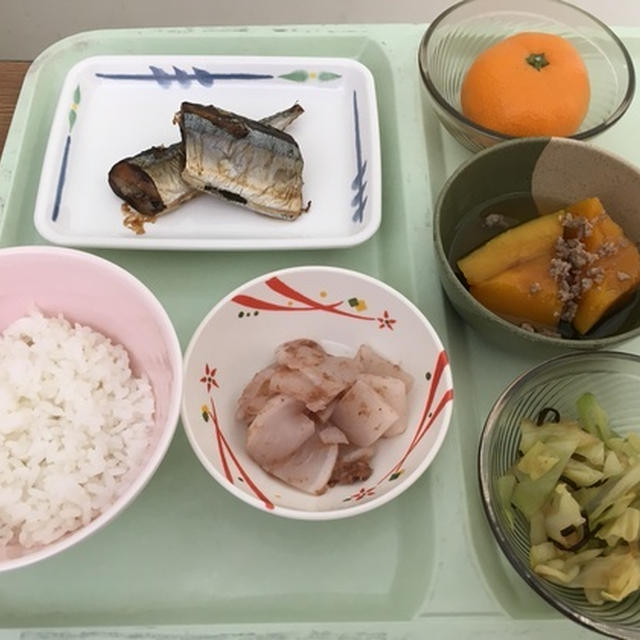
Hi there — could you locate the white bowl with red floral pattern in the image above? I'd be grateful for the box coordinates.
[181,266,453,519]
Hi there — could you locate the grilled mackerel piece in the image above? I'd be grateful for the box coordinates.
[108,143,193,216]
[108,104,304,217]
[177,101,305,220]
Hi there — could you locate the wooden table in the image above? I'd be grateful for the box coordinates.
[0,61,30,155]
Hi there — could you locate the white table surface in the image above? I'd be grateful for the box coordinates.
[1,0,640,60]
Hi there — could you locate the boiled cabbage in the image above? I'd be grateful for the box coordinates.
[499,393,640,604]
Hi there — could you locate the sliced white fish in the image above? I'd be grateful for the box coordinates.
[269,434,338,495]
[330,379,399,447]
[269,366,326,411]
[315,398,338,423]
[356,345,414,391]
[358,374,407,437]
[303,355,362,390]
[339,443,376,464]
[317,424,349,445]
[246,395,314,468]
[276,339,326,368]
[330,443,375,486]
[270,354,361,413]
[236,364,277,423]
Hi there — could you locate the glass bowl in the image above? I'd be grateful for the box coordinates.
[418,0,636,152]
[479,351,640,638]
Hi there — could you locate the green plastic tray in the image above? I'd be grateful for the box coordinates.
[1,23,638,639]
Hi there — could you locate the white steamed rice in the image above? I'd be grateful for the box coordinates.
[0,311,154,549]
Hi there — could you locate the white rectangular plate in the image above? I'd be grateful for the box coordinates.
[33,55,381,250]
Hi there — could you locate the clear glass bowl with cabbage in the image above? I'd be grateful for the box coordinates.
[501,392,640,604]
[479,352,640,637]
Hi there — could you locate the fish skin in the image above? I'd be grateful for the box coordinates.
[261,103,304,131]
[108,143,192,216]
[178,101,305,220]
[108,104,304,217]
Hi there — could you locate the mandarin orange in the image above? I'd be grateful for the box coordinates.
[460,32,590,137]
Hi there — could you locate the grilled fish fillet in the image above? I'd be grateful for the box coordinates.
[177,101,305,220]
[108,104,304,218]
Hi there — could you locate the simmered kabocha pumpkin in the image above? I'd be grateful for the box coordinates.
[457,197,640,335]
[457,211,564,285]
[574,244,640,334]
[570,199,640,334]
[469,251,563,328]
[565,198,640,334]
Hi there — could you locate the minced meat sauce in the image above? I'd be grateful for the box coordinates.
[549,212,615,323]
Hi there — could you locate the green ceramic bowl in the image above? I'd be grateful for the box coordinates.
[434,137,640,351]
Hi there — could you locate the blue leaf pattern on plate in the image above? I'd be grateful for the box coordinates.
[172,65,190,86]
[149,65,172,87]
[350,90,368,224]
[95,66,274,87]
[52,135,71,222]
[52,85,81,221]
[192,67,216,87]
